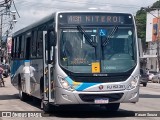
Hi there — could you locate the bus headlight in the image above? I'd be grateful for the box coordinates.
[127,75,139,90]
[58,76,74,91]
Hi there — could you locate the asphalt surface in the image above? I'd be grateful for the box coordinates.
[0,77,160,120]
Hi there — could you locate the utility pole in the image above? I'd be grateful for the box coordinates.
[0,14,3,49]
[157,9,160,71]
[0,0,17,64]
[0,13,3,64]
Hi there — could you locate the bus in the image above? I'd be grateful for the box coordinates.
[11,11,140,112]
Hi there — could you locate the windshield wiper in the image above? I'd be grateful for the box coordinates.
[77,25,97,47]
[102,26,118,46]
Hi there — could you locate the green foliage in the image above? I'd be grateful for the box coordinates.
[136,10,146,39]
[151,1,160,8]
[135,9,147,49]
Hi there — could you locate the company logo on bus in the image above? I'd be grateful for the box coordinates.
[99,85,104,90]
[93,74,108,76]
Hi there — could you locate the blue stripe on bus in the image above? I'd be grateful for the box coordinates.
[11,60,25,75]
[65,77,73,84]
[65,76,101,91]
[75,83,99,91]
[11,60,31,75]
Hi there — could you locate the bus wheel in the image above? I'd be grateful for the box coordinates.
[42,101,51,113]
[104,103,120,111]
[143,83,147,87]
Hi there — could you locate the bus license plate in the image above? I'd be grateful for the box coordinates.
[94,98,109,104]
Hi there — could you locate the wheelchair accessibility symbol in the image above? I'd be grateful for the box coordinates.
[99,29,107,36]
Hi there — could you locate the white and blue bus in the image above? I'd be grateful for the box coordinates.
[11,11,140,112]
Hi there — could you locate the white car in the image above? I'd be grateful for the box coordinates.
[148,73,155,81]
[151,73,160,83]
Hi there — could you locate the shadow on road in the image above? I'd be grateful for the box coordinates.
[22,97,42,109]
[52,109,136,118]
[140,94,160,98]
[0,94,19,100]
[45,105,136,118]
[9,94,136,118]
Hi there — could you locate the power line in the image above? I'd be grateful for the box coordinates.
[12,0,20,18]
[0,0,11,5]
[0,0,17,40]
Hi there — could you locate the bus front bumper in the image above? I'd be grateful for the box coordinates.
[54,86,139,105]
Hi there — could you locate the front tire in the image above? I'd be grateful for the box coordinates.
[104,103,120,111]
[143,83,147,87]
[42,101,52,113]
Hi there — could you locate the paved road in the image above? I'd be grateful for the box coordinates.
[0,77,160,120]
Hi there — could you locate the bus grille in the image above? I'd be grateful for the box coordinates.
[70,76,129,83]
[79,93,124,102]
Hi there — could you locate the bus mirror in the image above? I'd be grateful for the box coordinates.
[49,31,56,46]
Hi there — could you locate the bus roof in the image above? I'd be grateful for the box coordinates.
[56,10,133,14]
[13,13,55,37]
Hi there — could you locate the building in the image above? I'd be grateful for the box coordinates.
[145,10,159,72]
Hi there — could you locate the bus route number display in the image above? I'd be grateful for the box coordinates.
[67,15,125,25]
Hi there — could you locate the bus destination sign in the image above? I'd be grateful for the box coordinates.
[59,13,133,25]
[68,15,124,24]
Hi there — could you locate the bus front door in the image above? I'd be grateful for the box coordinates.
[42,31,54,105]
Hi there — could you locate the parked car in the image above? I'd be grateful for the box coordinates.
[0,63,10,78]
[148,71,157,81]
[151,72,160,83]
[148,73,155,81]
[140,69,149,87]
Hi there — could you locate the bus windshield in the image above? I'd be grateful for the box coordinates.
[59,26,136,73]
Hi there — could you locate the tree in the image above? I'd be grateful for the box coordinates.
[151,1,160,8]
[135,9,147,50]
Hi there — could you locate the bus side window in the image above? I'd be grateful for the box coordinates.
[48,30,56,62]
[16,37,19,58]
[44,31,48,63]
[25,37,31,60]
[20,36,25,58]
[31,31,37,58]
[11,38,15,59]
[37,31,43,57]
[47,30,56,64]
[13,38,17,58]
[49,31,56,46]
[18,36,22,58]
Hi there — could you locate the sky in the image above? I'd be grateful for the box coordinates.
[10,0,158,33]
